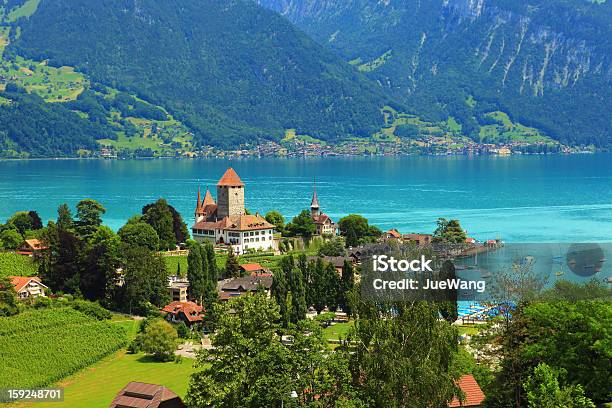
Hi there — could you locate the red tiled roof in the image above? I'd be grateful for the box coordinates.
[312,213,333,225]
[240,263,264,272]
[193,214,274,232]
[22,239,48,251]
[202,187,215,206]
[449,375,485,407]
[217,167,244,187]
[161,301,204,322]
[9,276,46,292]
[386,229,402,238]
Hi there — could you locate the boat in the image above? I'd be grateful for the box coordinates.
[555,270,564,277]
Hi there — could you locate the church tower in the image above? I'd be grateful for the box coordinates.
[310,179,320,217]
[216,167,245,219]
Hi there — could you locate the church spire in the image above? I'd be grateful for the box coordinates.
[196,186,202,212]
[310,178,320,217]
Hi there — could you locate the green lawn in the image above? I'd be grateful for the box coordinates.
[322,321,354,341]
[164,255,188,276]
[10,352,198,408]
[457,325,481,336]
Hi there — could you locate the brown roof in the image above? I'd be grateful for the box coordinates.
[193,214,274,232]
[217,167,244,187]
[386,229,402,238]
[449,375,485,407]
[240,263,264,272]
[312,213,333,225]
[109,382,186,408]
[161,301,204,322]
[10,276,46,292]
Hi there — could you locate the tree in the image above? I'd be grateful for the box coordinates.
[322,262,340,312]
[346,300,460,407]
[0,276,19,317]
[286,209,316,238]
[523,363,595,408]
[28,210,43,230]
[433,218,466,244]
[79,226,121,302]
[265,210,285,233]
[6,211,33,235]
[138,319,178,361]
[118,247,170,315]
[186,294,334,408]
[338,214,380,247]
[0,229,22,250]
[75,199,106,239]
[339,260,355,316]
[187,241,208,303]
[40,221,81,294]
[177,321,190,339]
[288,265,307,324]
[438,260,458,322]
[317,237,346,257]
[311,258,326,313]
[142,199,186,249]
[225,247,241,278]
[271,266,289,327]
[57,203,73,230]
[118,221,160,251]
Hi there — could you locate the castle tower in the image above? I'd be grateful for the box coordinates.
[195,186,204,222]
[216,167,245,219]
[310,179,320,217]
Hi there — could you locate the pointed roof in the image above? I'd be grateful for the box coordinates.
[310,179,320,209]
[196,186,202,211]
[202,187,216,206]
[217,167,244,187]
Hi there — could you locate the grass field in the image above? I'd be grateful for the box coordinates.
[164,255,188,276]
[322,321,354,341]
[9,352,198,408]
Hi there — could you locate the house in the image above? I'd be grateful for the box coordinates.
[448,375,485,407]
[465,237,477,245]
[192,168,277,254]
[168,276,189,302]
[10,276,48,299]
[383,229,402,241]
[161,301,203,326]
[307,256,351,276]
[309,182,338,236]
[239,263,271,276]
[109,382,186,408]
[16,239,48,257]
[403,233,433,247]
[218,275,273,301]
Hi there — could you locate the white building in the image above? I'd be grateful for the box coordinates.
[192,168,276,254]
[10,276,48,299]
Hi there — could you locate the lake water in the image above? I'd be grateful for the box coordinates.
[1,154,611,242]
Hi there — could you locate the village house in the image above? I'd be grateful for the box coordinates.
[10,276,48,299]
[110,382,186,408]
[192,168,276,255]
[16,238,48,257]
[403,233,433,247]
[307,255,353,276]
[382,229,402,241]
[239,263,271,276]
[161,301,204,327]
[218,275,273,301]
[310,182,338,236]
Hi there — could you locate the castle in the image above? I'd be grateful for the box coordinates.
[192,168,276,254]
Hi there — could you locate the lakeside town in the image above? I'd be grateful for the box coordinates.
[0,168,609,408]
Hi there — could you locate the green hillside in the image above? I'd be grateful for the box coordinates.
[7,0,390,149]
[257,0,612,147]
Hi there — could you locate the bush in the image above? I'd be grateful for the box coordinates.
[139,320,178,361]
[176,321,190,339]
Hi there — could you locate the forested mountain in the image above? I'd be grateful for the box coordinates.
[6,0,390,148]
[255,0,611,146]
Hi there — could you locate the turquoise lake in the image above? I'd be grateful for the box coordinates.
[1,154,611,242]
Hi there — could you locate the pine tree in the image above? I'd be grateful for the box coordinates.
[271,267,289,327]
[187,241,205,303]
[288,267,307,323]
[225,247,241,278]
[339,260,355,316]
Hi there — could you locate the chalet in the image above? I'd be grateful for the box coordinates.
[16,239,48,257]
[403,233,433,247]
[239,263,271,276]
[109,382,186,408]
[161,301,203,326]
[383,229,402,241]
[218,275,273,301]
[449,375,485,407]
[10,276,47,299]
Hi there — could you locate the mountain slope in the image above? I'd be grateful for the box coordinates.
[7,0,390,148]
[256,0,611,146]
